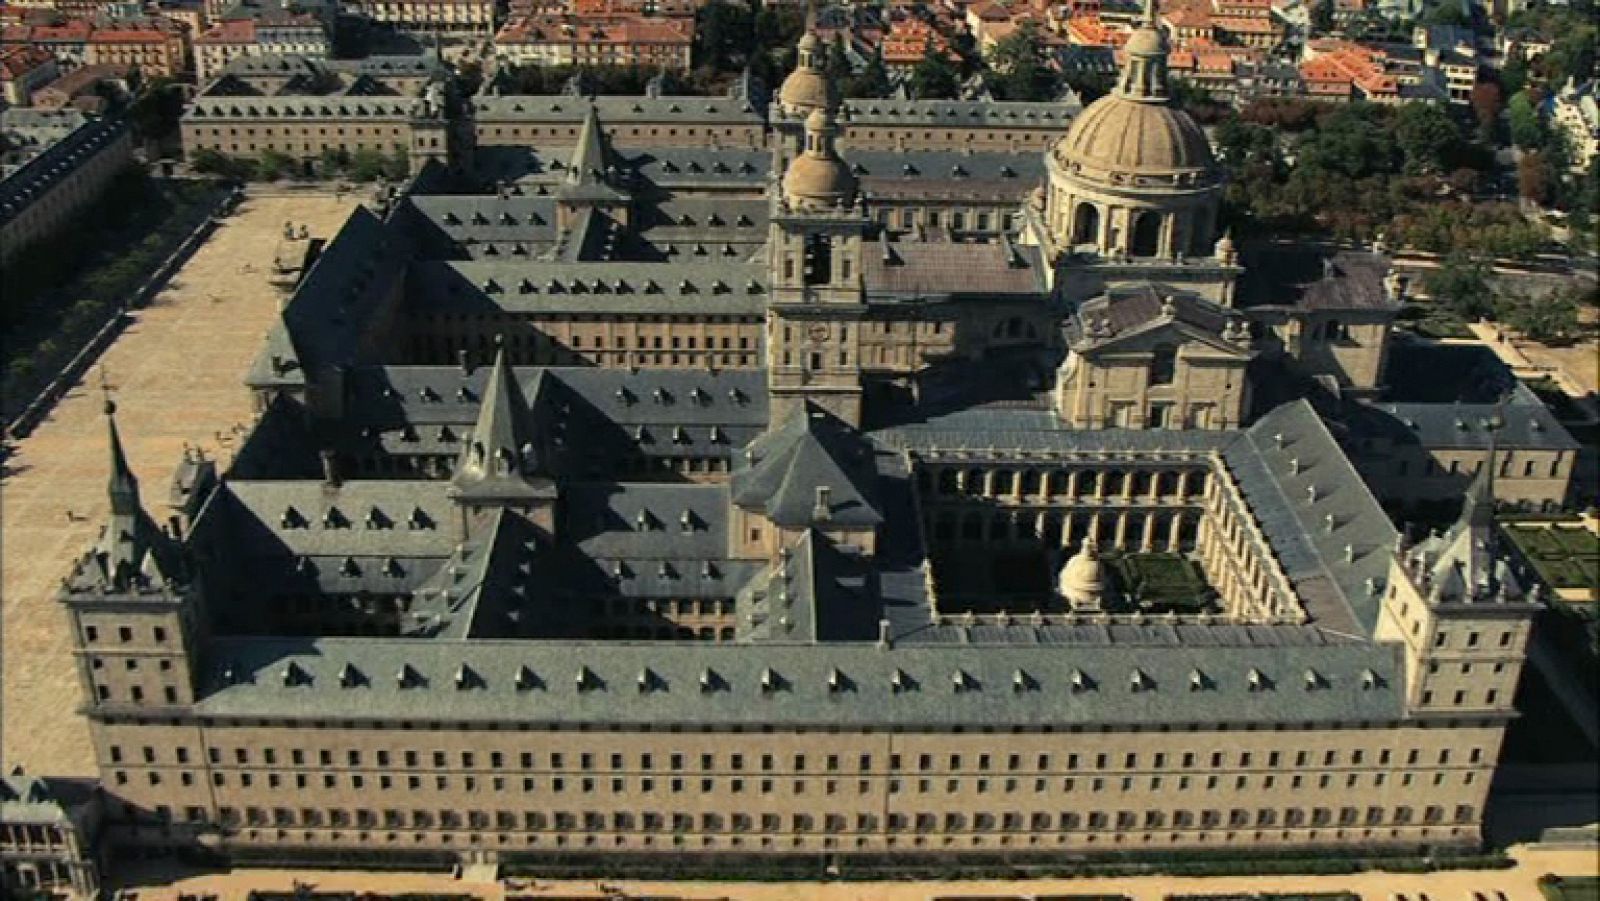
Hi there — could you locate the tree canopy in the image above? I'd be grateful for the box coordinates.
[911,43,960,100]
[987,20,1056,102]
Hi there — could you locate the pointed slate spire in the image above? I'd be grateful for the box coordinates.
[567,104,609,185]
[105,398,140,516]
[453,340,544,498]
[1459,426,1498,531]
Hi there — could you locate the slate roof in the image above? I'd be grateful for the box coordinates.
[186,96,416,119]
[875,408,1234,456]
[732,403,884,529]
[473,94,763,126]
[454,350,548,497]
[840,98,1079,129]
[1346,382,1578,453]
[865,238,1047,298]
[852,150,1044,201]
[248,207,411,389]
[333,366,770,470]
[1222,401,1398,637]
[1236,247,1399,312]
[1067,283,1249,353]
[0,110,126,228]
[193,634,1405,726]
[407,259,768,316]
[738,530,881,643]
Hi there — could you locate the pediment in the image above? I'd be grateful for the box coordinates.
[1081,316,1251,358]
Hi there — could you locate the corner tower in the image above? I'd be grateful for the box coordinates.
[60,401,202,713]
[768,107,870,426]
[1375,445,1539,716]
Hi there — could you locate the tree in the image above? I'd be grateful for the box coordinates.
[1469,81,1502,142]
[911,44,959,100]
[1395,103,1461,174]
[845,48,891,99]
[128,78,183,141]
[1507,91,1544,149]
[1496,289,1581,345]
[1310,0,1334,32]
[319,146,351,175]
[188,147,254,181]
[695,0,755,72]
[1424,254,1494,319]
[349,147,387,181]
[987,20,1054,102]
[825,34,852,84]
[1517,150,1553,206]
[256,149,294,181]
[1423,0,1470,28]
[1299,104,1399,179]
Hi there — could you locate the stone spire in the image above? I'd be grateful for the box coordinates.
[456,342,538,490]
[105,398,140,517]
[567,104,609,185]
[1116,0,1170,103]
[1458,425,1498,531]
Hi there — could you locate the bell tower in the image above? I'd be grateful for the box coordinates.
[768,108,870,426]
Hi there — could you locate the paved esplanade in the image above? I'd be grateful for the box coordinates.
[1,191,361,774]
[107,842,1600,900]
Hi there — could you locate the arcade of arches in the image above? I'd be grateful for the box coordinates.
[910,455,1305,625]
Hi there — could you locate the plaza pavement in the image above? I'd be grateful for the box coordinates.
[1,191,362,775]
[106,842,1600,901]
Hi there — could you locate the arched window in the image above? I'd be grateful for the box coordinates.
[1149,343,1178,386]
[1071,203,1100,245]
[1131,212,1162,257]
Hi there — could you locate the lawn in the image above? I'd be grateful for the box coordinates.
[1107,552,1214,612]
[1503,523,1600,595]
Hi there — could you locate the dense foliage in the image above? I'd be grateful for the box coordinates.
[190,146,408,182]
[1212,99,1560,257]
[1,168,226,416]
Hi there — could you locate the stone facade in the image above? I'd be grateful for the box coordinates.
[48,14,1579,878]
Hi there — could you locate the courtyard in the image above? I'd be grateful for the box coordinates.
[0,189,362,775]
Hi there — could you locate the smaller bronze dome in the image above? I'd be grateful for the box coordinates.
[777,33,838,116]
[783,109,857,210]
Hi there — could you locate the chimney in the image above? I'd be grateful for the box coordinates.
[319,449,340,486]
[877,618,892,649]
[458,349,472,375]
[813,486,832,522]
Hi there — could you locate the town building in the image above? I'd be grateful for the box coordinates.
[492,13,694,72]
[0,107,132,264]
[32,63,135,114]
[0,43,58,107]
[194,12,331,84]
[54,2,1577,879]
[343,0,497,37]
[180,53,452,173]
[1550,78,1599,172]
[85,19,190,78]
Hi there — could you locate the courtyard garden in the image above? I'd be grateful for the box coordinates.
[1502,522,1600,601]
[1105,552,1215,613]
